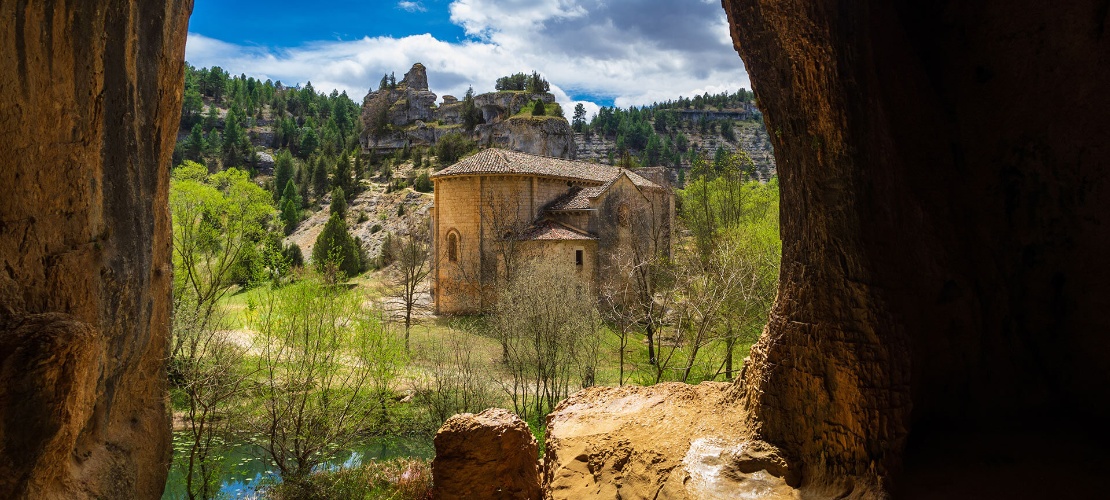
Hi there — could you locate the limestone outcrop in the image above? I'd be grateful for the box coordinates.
[359,64,575,159]
[473,91,555,124]
[476,116,577,159]
[432,408,542,500]
[0,0,191,498]
[544,383,800,500]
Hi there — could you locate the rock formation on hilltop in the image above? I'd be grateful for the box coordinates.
[359,63,577,159]
[0,0,190,498]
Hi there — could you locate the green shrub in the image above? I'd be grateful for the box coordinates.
[532,99,546,116]
[265,458,433,500]
[413,171,433,193]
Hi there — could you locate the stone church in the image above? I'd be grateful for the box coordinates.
[431,148,672,314]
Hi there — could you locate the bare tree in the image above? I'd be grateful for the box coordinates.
[411,324,500,424]
[386,218,434,351]
[491,260,602,422]
[171,302,254,500]
[599,185,673,368]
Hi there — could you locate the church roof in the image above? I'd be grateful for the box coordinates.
[545,186,606,211]
[519,220,596,241]
[431,148,660,189]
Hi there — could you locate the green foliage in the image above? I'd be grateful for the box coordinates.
[283,242,304,268]
[312,156,330,200]
[495,71,550,93]
[312,213,363,280]
[330,187,348,218]
[299,127,319,158]
[531,99,546,116]
[334,151,353,198]
[435,133,476,167]
[461,86,484,132]
[572,103,587,132]
[170,162,275,314]
[413,171,433,193]
[247,281,406,482]
[273,150,295,200]
[265,458,432,500]
[185,123,206,162]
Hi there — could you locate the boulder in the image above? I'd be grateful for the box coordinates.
[433,408,542,500]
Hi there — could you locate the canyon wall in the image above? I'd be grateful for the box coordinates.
[0,0,192,497]
[722,0,1110,494]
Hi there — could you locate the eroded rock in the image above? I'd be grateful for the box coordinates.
[433,408,542,500]
[544,383,800,499]
[0,0,190,497]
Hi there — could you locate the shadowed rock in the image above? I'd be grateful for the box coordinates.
[0,0,191,497]
[433,408,542,500]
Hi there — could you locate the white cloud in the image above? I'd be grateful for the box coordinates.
[397,1,427,13]
[184,0,750,114]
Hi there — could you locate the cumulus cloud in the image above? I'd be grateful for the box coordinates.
[397,1,427,13]
[184,0,749,118]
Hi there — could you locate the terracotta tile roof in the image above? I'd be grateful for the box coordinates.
[431,148,660,189]
[546,186,606,211]
[519,220,595,241]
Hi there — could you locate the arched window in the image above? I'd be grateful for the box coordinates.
[447,231,459,262]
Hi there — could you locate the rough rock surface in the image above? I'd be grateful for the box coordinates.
[544,383,799,500]
[473,91,555,124]
[717,0,1110,496]
[433,408,542,500]
[401,62,429,91]
[285,182,432,263]
[360,66,575,159]
[0,0,191,498]
[477,116,576,159]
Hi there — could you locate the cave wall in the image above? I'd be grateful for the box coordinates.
[722,0,1110,492]
[0,1,193,498]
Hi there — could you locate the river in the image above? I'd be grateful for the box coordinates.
[162,433,434,499]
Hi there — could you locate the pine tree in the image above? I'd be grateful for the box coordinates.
[334,152,352,199]
[312,156,330,199]
[299,127,319,158]
[330,187,347,219]
[572,103,587,132]
[186,123,206,161]
[532,99,546,117]
[273,151,295,201]
[312,213,361,280]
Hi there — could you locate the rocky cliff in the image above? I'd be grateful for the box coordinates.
[360,64,576,159]
[0,0,191,498]
[539,1,1110,498]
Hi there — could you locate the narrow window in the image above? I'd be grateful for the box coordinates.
[447,232,458,262]
[575,249,584,267]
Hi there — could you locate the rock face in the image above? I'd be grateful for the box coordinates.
[0,1,190,498]
[476,116,577,159]
[544,383,800,500]
[433,408,542,500]
[716,0,1110,496]
[401,62,429,91]
[473,91,555,124]
[359,64,576,159]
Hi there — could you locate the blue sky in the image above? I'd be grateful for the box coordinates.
[185,0,750,117]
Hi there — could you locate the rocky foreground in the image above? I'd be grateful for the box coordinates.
[433,384,807,500]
